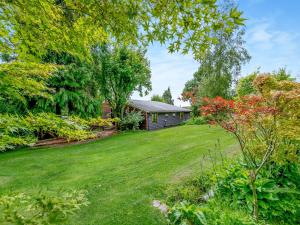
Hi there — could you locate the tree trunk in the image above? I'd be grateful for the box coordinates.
[249,170,258,221]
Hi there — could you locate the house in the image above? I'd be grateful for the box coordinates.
[127,100,191,130]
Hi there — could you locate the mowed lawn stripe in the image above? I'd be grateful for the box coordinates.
[0,125,236,225]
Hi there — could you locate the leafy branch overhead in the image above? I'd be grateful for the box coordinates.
[0,0,245,61]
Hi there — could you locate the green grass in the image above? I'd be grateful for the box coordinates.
[0,125,237,225]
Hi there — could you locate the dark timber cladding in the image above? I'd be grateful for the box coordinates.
[128,100,191,130]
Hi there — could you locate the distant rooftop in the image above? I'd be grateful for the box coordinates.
[128,100,191,113]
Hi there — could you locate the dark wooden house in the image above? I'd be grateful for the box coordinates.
[127,100,191,130]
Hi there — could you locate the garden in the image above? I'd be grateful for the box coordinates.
[0,1,299,225]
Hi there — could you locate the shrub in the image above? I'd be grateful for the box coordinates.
[167,200,256,225]
[119,111,143,131]
[0,189,88,225]
[215,161,300,224]
[182,116,208,125]
[27,113,94,141]
[166,174,211,205]
[0,114,36,151]
[167,201,207,225]
[0,113,117,152]
[87,117,120,130]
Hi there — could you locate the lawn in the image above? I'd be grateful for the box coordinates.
[0,125,237,225]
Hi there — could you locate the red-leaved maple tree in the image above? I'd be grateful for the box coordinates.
[201,75,300,220]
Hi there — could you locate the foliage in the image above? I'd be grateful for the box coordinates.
[0,189,89,225]
[182,117,208,125]
[0,0,245,62]
[167,199,256,225]
[35,53,103,118]
[87,117,119,129]
[0,62,56,114]
[0,0,245,113]
[0,113,117,152]
[215,161,300,224]
[95,45,151,118]
[162,87,174,105]
[201,75,300,220]
[181,26,250,106]
[0,114,36,151]
[151,94,165,103]
[236,71,259,98]
[167,201,207,225]
[27,113,94,141]
[119,112,144,131]
[166,174,211,205]
[236,68,296,98]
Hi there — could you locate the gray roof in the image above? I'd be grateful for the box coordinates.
[128,100,191,113]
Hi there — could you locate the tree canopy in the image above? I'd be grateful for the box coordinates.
[236,68,296,98]
[162,87,174,105]
[151,94,165,103]
[181,28,250,106]
[95,45,151,118]
[0,0,245,61]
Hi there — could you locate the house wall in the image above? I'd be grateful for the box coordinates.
[146,112,190,130]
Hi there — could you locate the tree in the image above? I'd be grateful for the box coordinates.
[95,45,151,118]
[0,62,56,113]
[162,87,174,105]
[0,0,245,104]
[189,28,250,99]
[151,94,165,103]
[0,52,103,118]
[181,24,250,117]
[236,70,259,98]
[236,67,296,98]
[202,75,300,220]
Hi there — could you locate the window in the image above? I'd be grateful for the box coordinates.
[179,112,184,119]
[173,113,176,117]
[151,113,158,123]
[165,113,169,117]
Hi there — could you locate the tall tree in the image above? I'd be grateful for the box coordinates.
[95,45,151,118]
[162,87,174,105]
[151,94,165,103]
[182,27,250,106]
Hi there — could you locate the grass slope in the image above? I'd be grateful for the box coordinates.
[0,125,236,225]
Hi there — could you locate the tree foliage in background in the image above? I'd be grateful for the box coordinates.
[0,62,56,113]
[182,28,250,106]
[236,68,296,98]
[35,52,103,118]
[162,87,174,105]
[0,52,103,117]
[94,45,151,118]
[151,94,165,103]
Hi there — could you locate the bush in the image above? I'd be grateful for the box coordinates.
[0,113,117,152]
[27,113,94,141]
[166,174,211,205]
[167,200,256,225]
[182,116,208,125]
[165,159,300,225]
[215,161,300,224]
[119,111,143,131]
[0,189,88,225]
